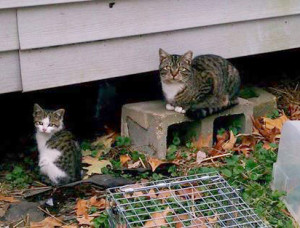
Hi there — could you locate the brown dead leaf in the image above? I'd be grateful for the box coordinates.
[194,134,212,149]
[289,104,300,120]
[0,195,19,203]
[177,188,202,200]
[92,132,115,148]
[207,215,218,223]
[132,191,144,197]
[191,217,207,228]
[252,117,281,142]
[174,214,189,228]
[30,217,62,228]
[263,114,289,130]
[120,154,131,166]
[77,216,94,226]
[128,160,141,169]
[82,156,112,178]
[76,199,88,218]
[196,151,207,164]
[147,189,157,199]
[222,131,237,150]
[143,207,172,228]
[157,190,172,201]
[62,225,78,228]
[89,196,107,209]
[213,131,229,152]
[148,157,166,172]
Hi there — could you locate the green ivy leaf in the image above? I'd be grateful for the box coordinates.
[221,169,232,177]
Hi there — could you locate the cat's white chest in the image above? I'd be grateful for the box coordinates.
[161,82,184,103]
[36,132,67,184]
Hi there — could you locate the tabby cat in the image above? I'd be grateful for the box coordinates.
[159,49,240,118]
[33,104,81,186]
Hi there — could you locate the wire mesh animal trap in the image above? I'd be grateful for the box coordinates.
[106,172,270,227]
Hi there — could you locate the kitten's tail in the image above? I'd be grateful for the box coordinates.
[186,99,239,119]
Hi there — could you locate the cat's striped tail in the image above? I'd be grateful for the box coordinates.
[185,99,239,119]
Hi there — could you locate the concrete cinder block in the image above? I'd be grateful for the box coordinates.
[247,88,277,117]
[121,98,253,159]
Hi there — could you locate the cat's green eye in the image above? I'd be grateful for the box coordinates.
[37,122,43,125]
[48,123,55,127]
[163,66,170,70]
[180,67,186,71]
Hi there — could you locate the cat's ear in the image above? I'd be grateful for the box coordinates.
[159,48,170,63]
[33,103,43,116]
[54,109,65,119]
[181,51,193,64]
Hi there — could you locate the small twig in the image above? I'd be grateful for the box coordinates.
[38,206,65,224]
[139,157,146,169]
[13,218,24,228]
[201,153,231,162]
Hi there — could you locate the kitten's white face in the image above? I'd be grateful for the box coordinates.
[35,116,62,134]
[33,104,65,135]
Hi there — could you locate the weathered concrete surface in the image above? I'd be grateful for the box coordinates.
[248,88,277,117]
[121,98,253,159]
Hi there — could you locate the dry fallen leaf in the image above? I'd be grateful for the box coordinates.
[207,215,218,223]
[128,160,141,169]
[146,189,157,199]
[263,114,289,131]
[89,196,107,209]
[174,214,189,228]
[76,199,88,218]
[62,225,78,228]
[194,134,212,149]
[30,217,62,228]
[222,131,237,150]
[157,189,173,201]
[0,195,19,203]
[143,207,172,228]
[191,217,207,228]
[196,151,207,164]
[148,157,166,172]
[177,188,202,200]
[77,216,94,226]
[92,132,115,148]
[82,156,112,179]
[120,154,131,166]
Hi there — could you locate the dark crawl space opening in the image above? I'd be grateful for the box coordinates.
[1,48,300,162]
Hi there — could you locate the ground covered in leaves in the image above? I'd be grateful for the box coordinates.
[1,83,300,228]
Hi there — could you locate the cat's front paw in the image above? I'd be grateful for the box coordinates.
[175,106,186,114]
[166,104,175,111]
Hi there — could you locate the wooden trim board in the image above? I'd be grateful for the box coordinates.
[17,0,300,50]
[20,15,300,92]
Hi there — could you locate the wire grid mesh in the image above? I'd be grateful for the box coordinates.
[106,172,270,228]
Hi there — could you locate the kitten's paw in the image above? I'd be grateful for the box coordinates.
[166,104,175,111]
[175,106,185,113]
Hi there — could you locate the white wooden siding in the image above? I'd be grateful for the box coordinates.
[0,9,19,52]
[0,51,22,93]
[20,15,300,92]
[17,0,300,50]
[0,0,92,9]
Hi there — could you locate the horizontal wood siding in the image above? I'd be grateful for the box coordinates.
[0,0,91,9]
[17,0,300,50]
[0,9,19,51]
[20,15,300,92]
[0,51,22,93]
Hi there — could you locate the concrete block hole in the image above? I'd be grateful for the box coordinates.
[167,114,245,147]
